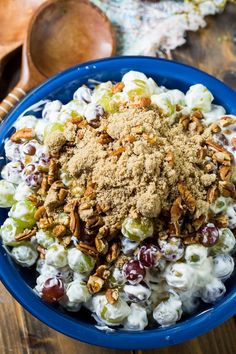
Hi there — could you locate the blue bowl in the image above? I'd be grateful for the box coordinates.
[0,56,236,350]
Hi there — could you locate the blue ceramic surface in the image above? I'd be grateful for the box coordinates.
[0,57,236,350]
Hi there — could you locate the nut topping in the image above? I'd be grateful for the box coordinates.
[87,275,104,294]
[11,128,34,142]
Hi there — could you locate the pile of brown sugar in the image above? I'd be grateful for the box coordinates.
[46,106,220,231]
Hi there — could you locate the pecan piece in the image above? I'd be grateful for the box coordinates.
[220,115,236,127]
[11,128,34,142]
[95,265,110,280]
[58,188,68,201]
[105,288,119,304]
[15,227,37,241]
[52,224,67,238]
[76,242,98,257]
[219,166,231,181]
[39,217,55,229]
[48,159,58,185]
[70,203,80,237]
[178,183,196,213]
[95,234,109,254]
[170,197,183,223]
[34,205,46,221]
[106,242,120,263]
[108,146,125,157]
[214,214,229,228]
[179,115,190,130]
[112,82,125,94]
[218,181,235,198]
[87,275,104,294]
[97,131,113,145]
[207,186,218,203]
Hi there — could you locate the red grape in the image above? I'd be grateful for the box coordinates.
[138,244,161,267]
[199,223,219,247]
[42,277,64,303]
[123,260,146,284]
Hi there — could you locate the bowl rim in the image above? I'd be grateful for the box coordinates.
[0,56,236,350]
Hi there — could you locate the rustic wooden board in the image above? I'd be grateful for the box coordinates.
[0,2,236,354]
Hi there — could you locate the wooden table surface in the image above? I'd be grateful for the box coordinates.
[0,3,236,353]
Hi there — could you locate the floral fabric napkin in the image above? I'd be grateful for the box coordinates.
[91,0,232,57]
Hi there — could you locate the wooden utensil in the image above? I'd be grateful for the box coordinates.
[0,0,45,73]
[0,0,116,120]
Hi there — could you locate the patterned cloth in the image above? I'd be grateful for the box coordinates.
[91,0,231,56]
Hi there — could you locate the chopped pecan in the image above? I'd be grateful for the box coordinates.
[37,245,46,259]
[219,115,236,127]
[15,227,37,241]
[192,215,206,230]
[105,288,119,304]
[178,183,196,213]
[179,115,190,130]
[123,134,136,143]
[95,234,108,254]
[87,275,104,294]
[34,205,46,221]
[183,235,200,245]
[27,194,43,207]
[210,123,221,133]
[112,82,125,94]
[97,131,113,145]
[70,205,80,237]
[106,242,120,263]
[48,159,58,185]
[166,150,174,168]
[52,224,67,238]
[169,222,181,236]
[171,197,183,223]
[213,151,232,166]
[219,166,231,181]
[108,147,125,157]
[207,186,219,203]
[58,188,68,201]
[134,96,151,108]
[191,110,203,120]
[95,265,110,280]
[76,242,98,257]
[39,217,55,229]
[41,174,49,195]
[214,214,229,228]
[143,133,157,145]
[218,181,235,198]
[11,128,34,142]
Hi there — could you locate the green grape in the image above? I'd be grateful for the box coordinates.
[68,248,96,273]
[99,297,130,325]
[121,217,154,242]
[35,229,55,249]
[43,122,64,140]
[0,180,16,208]
[210,228,236,255]
[11,242,38,267]
[45,243,68,268]
[99,92,118,113]
[9,200,36,228]
[0,217,23,246]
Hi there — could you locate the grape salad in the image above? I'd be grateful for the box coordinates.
[0,71,236,331]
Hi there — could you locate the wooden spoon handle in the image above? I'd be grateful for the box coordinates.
[0,86,27,123]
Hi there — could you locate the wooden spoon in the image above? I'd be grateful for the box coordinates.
[0,0,46,73]
[0,0,116,120]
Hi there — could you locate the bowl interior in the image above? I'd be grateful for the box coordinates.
[0,56,236,350]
